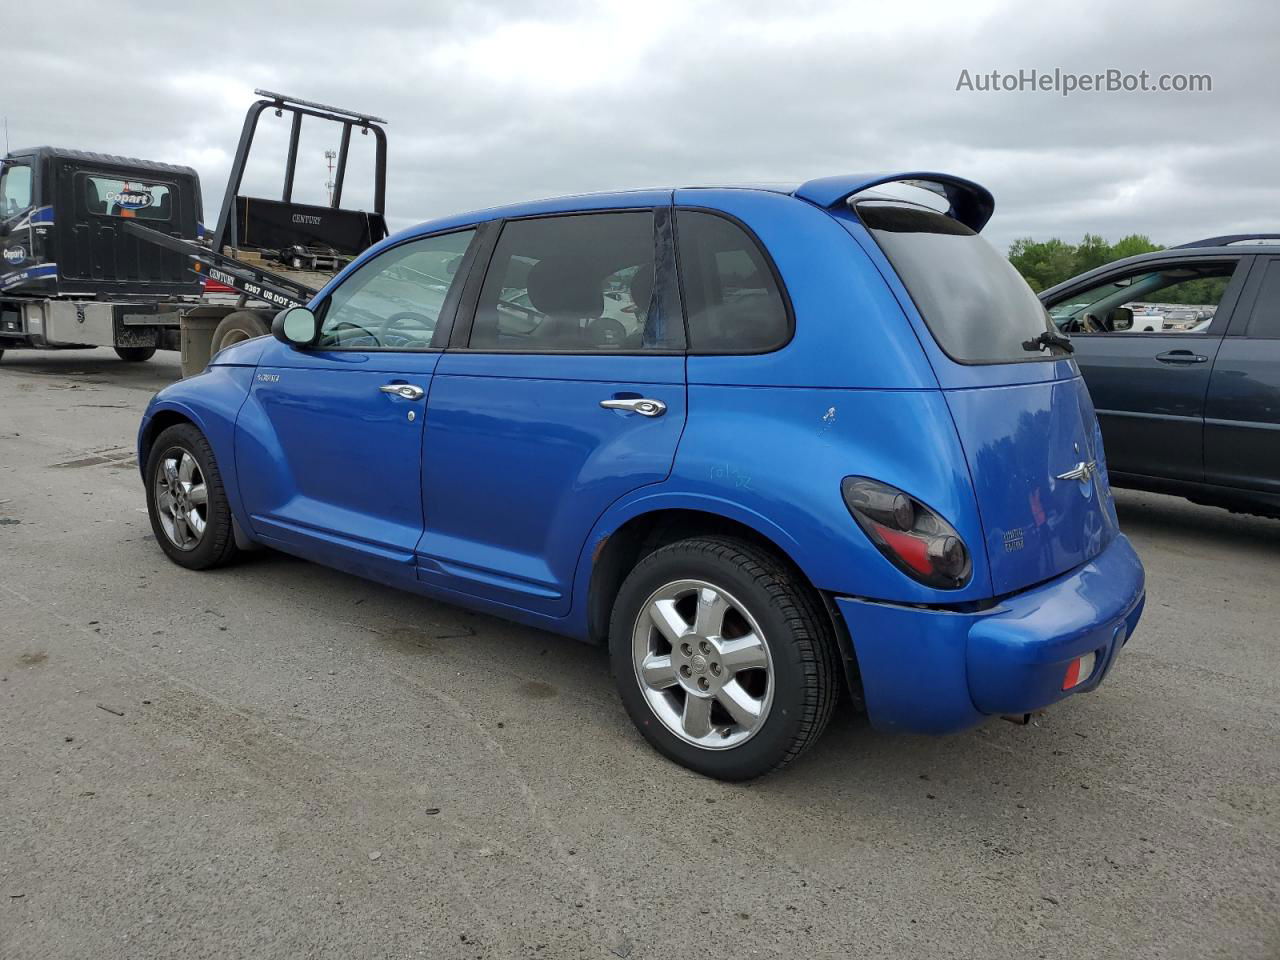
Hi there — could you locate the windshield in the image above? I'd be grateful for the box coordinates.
[1,162,33,219]
[858,201,1064,363]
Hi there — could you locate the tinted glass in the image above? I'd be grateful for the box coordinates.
[319,229,475,349]
[1,163,32,216]
[860,202,1061,363]
[1047,261,1239,335]
[675,211,789,352]
[84,175,172,221]
[470,211,681,351]
[1246,260,1280,339]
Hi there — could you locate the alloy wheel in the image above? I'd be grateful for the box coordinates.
[154,448,208,551]
[631,579,774,749]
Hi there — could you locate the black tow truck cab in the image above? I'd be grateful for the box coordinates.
[0,90,388,374]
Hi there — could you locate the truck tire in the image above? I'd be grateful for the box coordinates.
[210,311,271,356]
[114,345,157,362]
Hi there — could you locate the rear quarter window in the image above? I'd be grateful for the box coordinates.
[859,202,1061,364]
[675,210,791,353]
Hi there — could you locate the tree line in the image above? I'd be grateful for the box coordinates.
[1007,235,1222,305]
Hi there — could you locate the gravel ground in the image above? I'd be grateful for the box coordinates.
[1,349,1277,960]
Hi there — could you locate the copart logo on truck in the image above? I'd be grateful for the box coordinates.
[2,246,27,265]
[105,188,156,211]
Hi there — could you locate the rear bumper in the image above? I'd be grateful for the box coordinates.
[834,533,1146,734]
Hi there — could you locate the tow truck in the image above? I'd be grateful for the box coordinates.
[0,90,388,376]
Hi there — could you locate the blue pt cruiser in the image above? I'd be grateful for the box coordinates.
[138,172,1146,780]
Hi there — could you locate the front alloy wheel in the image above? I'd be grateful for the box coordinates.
[154,449,208,550]
[144,423,239,570]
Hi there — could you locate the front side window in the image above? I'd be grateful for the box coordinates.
[859,201,1063,363]
[675,210,790,352]
[0,163,32,218]
[84,175,172,221]
[1047,260,1241,335]
[469,211,682,352]
[318,229,475,349]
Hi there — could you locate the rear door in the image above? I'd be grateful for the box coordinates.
[236,228,477,582]
[417,204,687,616]
[1204,256,1280,494]
[1043,257,1250,483]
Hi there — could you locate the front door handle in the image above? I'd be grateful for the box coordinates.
[600,397,667,417]
[1156,350,1208,364]
[380,383,426,400]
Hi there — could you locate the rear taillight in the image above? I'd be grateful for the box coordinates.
[841,477,972,589]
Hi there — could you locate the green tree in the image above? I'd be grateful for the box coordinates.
[1007,234,1165,291]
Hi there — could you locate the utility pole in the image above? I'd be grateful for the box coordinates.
[324,149,337,206]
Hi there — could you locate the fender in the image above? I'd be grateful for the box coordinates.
[137,365,258,538]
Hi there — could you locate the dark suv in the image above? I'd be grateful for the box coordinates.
[1041,235,1280,518]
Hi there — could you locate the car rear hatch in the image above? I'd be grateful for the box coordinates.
[853,195,1119,596]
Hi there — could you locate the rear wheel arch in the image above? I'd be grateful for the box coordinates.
[585,507,862,703]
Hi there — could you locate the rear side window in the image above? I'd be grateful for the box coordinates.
[859,202,1061,364]
[83,174,172,221]
[469,211,683,352]
[675,210,790,353]
[1246,260,1280,339]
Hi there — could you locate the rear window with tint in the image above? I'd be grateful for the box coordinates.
[859,202,1061,364]
[676,210,790,352]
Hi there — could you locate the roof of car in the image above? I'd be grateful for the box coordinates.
[401,171,996,239]
[5,146,198,177]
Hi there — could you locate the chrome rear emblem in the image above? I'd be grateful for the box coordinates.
[1056,460,1098,484]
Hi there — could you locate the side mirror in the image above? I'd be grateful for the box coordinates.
[272,306,318,347]
[1107,307,1134,332]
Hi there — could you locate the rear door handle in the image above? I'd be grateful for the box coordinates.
[1156,350,1208,364]
[600,397,667,417]
[380,383,426,400]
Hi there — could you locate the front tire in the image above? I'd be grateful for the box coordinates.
[609,537,839,780]
[144,423,239,570]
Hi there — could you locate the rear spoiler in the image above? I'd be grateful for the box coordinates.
[793,172,995,232]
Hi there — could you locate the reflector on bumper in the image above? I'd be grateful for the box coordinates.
[1062,651,1098,690]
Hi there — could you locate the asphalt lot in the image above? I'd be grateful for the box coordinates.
[1,349,1277,960]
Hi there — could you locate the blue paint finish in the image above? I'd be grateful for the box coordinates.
[667,384,994,602]
[943,375,1118,596]
[837,533,1144,733]
[235,337,440,581]
[417,352,687,616]
[138,173,1147,746]
[136,364,258,533]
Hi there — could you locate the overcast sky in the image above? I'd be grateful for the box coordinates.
[5,0,1277,252]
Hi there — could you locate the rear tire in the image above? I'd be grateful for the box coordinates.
[114,345,157,362]
[609,536,839,781]
[145,423,240,570]
[210,310,270,356]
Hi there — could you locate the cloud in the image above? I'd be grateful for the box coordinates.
[3,0,1273,252]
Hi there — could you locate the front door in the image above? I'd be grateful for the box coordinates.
[1205,256,1280,495]
[1045,256,1250,483]
[236,228,477,582]
[418,204,688,617]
